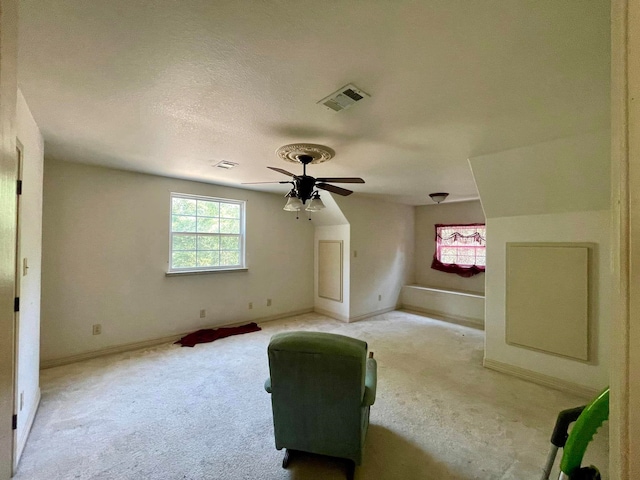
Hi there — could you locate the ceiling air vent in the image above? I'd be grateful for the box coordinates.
[317,84,370,112]
[214,160,238,169]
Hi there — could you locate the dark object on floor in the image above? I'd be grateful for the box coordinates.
[175,323,261,347]
[281,449,355,480]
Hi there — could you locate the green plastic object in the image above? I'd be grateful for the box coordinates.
[560,387,609,477]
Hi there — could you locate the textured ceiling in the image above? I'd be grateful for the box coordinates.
[17,0,610,205]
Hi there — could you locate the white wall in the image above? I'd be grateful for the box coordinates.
[314,225,350,321]
[41,160,314,362]
[484,210,611,391]
[309,192,348,227]
[334,196,414,320]
[414,200,485,294]
[14,90,43,462]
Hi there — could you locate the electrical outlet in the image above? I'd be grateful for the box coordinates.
[378,294,382,301]
[199,309,206,318]
[92,324,102,335]
[354,250,358,258]
[19,392,24,411]
[248,302,253,309]
[267,299,272,307]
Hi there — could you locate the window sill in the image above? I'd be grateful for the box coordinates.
[165,268,248,277]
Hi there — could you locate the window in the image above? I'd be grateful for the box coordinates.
[169,193,246,273]
[431,224,486,277]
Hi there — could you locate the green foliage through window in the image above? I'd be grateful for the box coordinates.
[170,193,245,271]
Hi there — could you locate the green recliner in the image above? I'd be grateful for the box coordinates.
[264,331,377,477]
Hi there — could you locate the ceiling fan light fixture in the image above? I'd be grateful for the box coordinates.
[429,192,449,204]
[305,192,326,212]
[283,189,303,211]
[284,197,303,211]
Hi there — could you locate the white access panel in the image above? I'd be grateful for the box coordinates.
[506,243,591,361]
[318,240,343,302]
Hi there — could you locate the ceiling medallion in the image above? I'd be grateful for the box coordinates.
[275,143,335,165]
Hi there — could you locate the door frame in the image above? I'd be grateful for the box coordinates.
[610,0,639,478]
[0,0,19,478]
[11,141,22,473]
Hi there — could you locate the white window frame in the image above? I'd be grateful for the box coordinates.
[168,192,246,274]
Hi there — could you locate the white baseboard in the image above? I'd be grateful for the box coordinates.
[313,306,397,323]
[41,308,314,369]
[401,306,484,330]
[483,358,600,400]
[14,387,41,471]
[313,307,349,323]
[348,306,396,323]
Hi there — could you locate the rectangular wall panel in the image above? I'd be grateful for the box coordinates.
[318,240,343,302]
[506,243,591,361]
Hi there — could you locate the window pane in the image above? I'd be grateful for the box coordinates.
[220,202,240,219]
[220,251,240,266]
[441,247,457,257]
[172,197,196,215]
[457,256,474,266]
[197,251,220,267]
[197,217,220,233]
[172,234,196,251]
[220,218,240,234]
[435,225,486,269]
[172,251,196,268]
[220,236,240,250]
[170,195,245,272]
[197,200,219,217]
[172,215,196,233]
[198,235,220,250]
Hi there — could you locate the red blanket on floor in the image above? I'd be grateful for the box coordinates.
[175,323,261,347]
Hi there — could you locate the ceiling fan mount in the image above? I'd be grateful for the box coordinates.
[275,143,335,165]
[296,154,315,165]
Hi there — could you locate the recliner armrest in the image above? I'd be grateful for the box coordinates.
[264,378,272,393]
[362,357,377,406]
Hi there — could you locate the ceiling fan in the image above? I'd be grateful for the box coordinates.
[243,144,365,212]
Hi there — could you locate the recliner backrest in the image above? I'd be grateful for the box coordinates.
[267,332,367,456]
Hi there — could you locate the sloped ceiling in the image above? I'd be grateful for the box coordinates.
[469,130,610,218]
[17,0,610,205]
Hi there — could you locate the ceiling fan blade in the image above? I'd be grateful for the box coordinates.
[241,181,291,184]
[315,177,365,184]
[316,183,353,196]
[267,166,296,177]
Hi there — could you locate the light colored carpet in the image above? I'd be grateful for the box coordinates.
[15,311,608,479]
